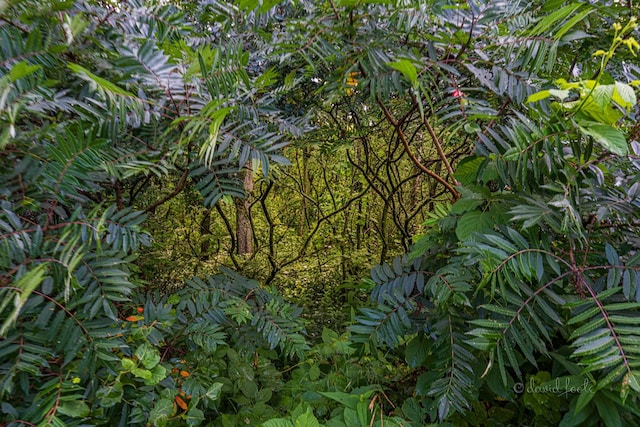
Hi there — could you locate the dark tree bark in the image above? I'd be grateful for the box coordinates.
[235,164,254,255]
[199,208,212,261]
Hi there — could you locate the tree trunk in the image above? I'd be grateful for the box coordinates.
[199,208,212,261]
[235,164,254,255]
[299,147,311,236]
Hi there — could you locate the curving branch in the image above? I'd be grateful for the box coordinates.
[144,168,189,213]
[409,92,458,183]
[376,96,460,201]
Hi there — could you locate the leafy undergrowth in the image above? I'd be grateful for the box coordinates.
[0,267,573,427]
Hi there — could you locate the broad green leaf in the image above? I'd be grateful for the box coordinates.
[149,398,174,427]
[555,78,582,90]
[602,302,640,311]
[8,61,42,82]
[199,105,234,168]
[571,328,609,345]
[186,407,205,427]
[295,409,321,427]
[135,343,161,369]
[569,319,606,340]
[573,387,596,414]
[608,314,640,324]
[561,30,592,42]
[386,59,418,86]
[96,382,123,408]
[67,63,136,98]
[554,7,594,40]
[0,264,48,337]
[356,399,370,426]
[416,371,439,396]
[466,336,497,350]
[483,234,519,253]
[596,366,626,390]
[527,89,571,103]
[456,211,492,241]
[167,293,180,305]
[578,123,627,156]
[145,364,167,386]
[450,196,485,215]
[256,388,273,403]
[482,304,517,317]
[255,67,279,89]
[68,12,89,38]
[528,3,583,36]
[343,408,359,426]
[527,90,551,103]
[593,395,622,427]
[573,336,614,356]
[239,378,258,399]
[464,122,481,134]
[405,334,431,368]
[468,319,508,329]
[567,306,601,326]
[262,419,294,427]
[590,85,616,111]
[437,397,450,421]
[613,82,637,111]
[453,157,485,184]
[121,357,136,371]
[321,327,339,344]
[57,400,90,418]
[628,372,640,392]
[206,382,223,401]
[577,85,623,125]
[401,398,425,423]
[319,391,359,410]
[549,89,572,100]
[622,270,631,299]
[131,367,152,380]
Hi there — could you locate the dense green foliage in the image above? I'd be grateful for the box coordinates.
[1,0,640,426]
